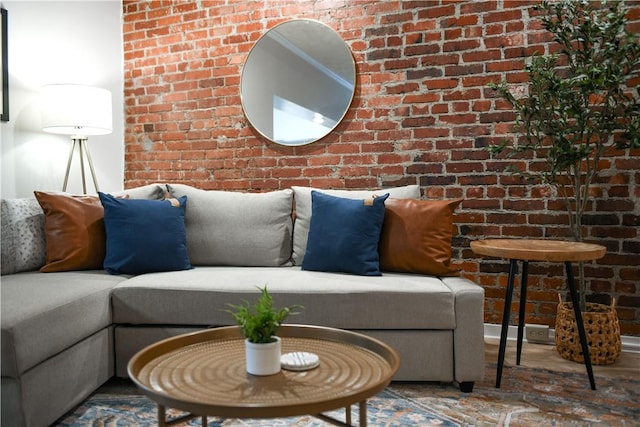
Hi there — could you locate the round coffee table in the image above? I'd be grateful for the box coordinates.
[128,324,400,427]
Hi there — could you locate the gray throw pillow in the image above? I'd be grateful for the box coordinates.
[113,183,167,200]
[168,184,294,267]
[291,185,421,266]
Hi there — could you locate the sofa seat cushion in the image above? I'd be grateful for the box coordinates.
[0,271,127,377]
[111,266,456,330]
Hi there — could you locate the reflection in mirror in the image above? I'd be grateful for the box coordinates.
[241,19,356,146]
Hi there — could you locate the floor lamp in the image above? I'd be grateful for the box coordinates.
[41,84,112,194]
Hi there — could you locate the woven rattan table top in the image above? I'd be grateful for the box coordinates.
[128,324,400,419]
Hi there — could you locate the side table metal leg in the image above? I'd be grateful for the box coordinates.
[565,261,596,390]
[516,261,529,365]
[496,258,518,388]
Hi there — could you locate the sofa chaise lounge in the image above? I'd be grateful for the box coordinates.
[1,183,485,427]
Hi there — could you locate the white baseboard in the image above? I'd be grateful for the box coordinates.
[483,323,640,354]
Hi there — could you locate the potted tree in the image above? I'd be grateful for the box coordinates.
[226,286,303,375]
[489,0,639,364]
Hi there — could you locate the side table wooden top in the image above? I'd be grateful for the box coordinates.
[470,239,606,262]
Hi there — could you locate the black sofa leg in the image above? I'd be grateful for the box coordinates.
[459,381,474,393]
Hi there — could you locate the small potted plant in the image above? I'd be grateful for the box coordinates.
[226,286,303,375]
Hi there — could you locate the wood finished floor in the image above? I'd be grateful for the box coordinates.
[484,337,639,381]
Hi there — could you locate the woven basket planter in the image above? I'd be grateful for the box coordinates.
[555,294,621,365]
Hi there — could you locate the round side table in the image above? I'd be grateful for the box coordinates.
[471,239,606,390]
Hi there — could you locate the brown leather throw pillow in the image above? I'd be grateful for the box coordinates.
[34,192,106,272]
[378,198,463,276]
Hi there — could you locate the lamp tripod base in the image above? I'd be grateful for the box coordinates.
[62,137,100,194]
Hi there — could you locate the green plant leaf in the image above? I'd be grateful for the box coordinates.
[486,0,640,310]
[224,286,303,344]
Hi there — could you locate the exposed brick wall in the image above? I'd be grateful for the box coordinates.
[123,1,640,335]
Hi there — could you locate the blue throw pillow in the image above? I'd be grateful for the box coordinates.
[99,192,192,275]
[302,191,389,276]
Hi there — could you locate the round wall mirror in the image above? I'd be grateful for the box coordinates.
[240,19,356,146]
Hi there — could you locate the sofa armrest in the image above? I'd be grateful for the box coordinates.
[442,277,485,384]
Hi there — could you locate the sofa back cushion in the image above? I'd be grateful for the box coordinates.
[0,198,46,275]
[167,184,294,267]
[291,185,420,266]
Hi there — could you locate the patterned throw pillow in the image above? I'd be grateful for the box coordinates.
[0,198,47,275]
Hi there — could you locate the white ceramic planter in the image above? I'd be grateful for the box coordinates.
[245,336,281,375]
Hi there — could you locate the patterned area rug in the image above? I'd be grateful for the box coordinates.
[54,363,639,426]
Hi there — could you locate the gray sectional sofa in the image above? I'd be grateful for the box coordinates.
[1,183,485,427]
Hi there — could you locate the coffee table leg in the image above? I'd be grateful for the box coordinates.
[359,400,367,427]
[565,261,596,390]
[496,258,517,388]
[345,405,352,425]
[158,404,167,427]
[156,403,204,426]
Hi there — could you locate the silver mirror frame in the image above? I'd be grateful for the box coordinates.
[240,19,356,146]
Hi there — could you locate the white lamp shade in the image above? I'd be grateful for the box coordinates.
[41,84,113,136]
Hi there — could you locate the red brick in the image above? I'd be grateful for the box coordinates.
[123,0,640,337]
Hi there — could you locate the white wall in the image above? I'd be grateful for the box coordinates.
[0,1,123,198]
